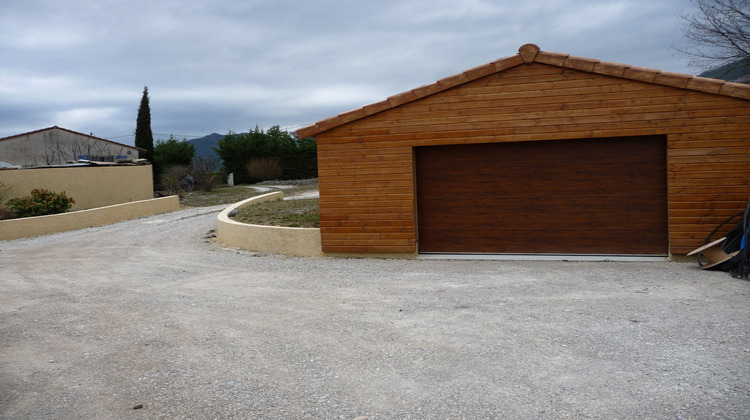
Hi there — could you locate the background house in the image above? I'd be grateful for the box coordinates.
[0,126,142,167]
[297,44,750,257]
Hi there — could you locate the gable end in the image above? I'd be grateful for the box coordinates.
[297,44,750,139]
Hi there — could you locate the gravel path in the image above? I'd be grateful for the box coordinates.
[248,185,320,200]
[1,206,749,419]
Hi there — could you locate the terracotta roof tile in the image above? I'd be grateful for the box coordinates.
[437,72,470,90]
[296,43,750,138]
[622,65,661,83]
[563,56,600,73]
[685,76,724,94]
[463,62,498,80]
[719,82,750,100]
[363,100,392,116]
[338,107,368,125]
[388,90,418,107]
[315,116,343,133]
[412,82,445,99]
[534,51,569,67]
[592,61,630,78]
[492,54,525,71]
[654,71,693,88]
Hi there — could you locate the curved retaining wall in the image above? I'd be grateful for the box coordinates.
[217,192,325,257]
[0,195,180,240]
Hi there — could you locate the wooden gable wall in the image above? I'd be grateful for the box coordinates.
[315,63,750,254]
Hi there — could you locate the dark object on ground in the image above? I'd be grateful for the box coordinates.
[180,174,194,192]
[692,196,750,279]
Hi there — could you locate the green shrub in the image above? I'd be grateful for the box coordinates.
[7,188,75,218]
[152,135,196,184]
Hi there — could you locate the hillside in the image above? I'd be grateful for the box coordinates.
[187,133,223,160]
[698,59,750,83]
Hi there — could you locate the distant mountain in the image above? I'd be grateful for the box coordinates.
[698,59,750,83]
[187,133,224,160]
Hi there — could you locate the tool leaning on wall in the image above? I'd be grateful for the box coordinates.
[689,196,750,279]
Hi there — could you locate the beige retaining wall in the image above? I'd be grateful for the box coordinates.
[217,192,325,257]
[0,195,180,240]
[217,192,419,259]
[0,165,153,211]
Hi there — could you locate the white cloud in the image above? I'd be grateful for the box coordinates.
[10,29,85,49]
[290,85,389,109]
[551,2,632,34]
[54,107,122,129]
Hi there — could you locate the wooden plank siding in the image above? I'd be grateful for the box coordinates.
[314,63,750,254]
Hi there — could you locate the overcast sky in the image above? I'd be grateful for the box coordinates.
[1,0,701,145]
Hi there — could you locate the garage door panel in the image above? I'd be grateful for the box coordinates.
[417,167,664,196]
[417,194,667,229]
[416,136,668,254]
[419,226,668,254]
[419,176,666,198]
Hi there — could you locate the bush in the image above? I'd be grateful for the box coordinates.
[160,165,192,195]
[246,157,283,181]
[0,208,15,220]
[192,156,220,192]
[153,135,196,183]
[7,188,75,218]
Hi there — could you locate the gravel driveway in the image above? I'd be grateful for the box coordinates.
[1,206,749,419]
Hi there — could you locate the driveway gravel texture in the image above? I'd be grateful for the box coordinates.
[1,205,749,419]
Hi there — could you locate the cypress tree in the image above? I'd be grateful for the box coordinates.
[135,86,154,162]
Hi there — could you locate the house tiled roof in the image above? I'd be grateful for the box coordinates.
[0,125,145,152]
[296,44,750,138]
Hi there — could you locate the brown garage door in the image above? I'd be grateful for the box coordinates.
[415,136,668,254]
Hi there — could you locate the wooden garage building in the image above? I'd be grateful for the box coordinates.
[296,44,750,257]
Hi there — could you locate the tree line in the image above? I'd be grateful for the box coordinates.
[213,126,317,184]
[136,87,316,190]
[152,126,317,191]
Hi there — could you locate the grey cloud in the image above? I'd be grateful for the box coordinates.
[0,0,694,143]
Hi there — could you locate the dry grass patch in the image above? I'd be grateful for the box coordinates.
[231,198,319,228]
